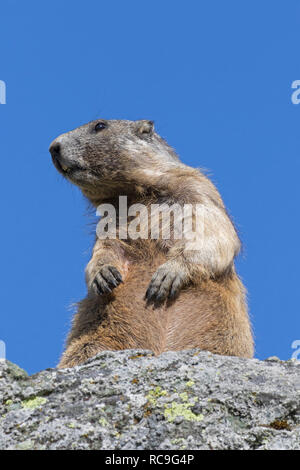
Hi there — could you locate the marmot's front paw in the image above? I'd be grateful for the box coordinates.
[145,261,187,304]
[92,265,123,295]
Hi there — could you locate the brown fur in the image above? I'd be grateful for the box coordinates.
[49,119,253,368]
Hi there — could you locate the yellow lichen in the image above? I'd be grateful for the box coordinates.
[179,392,189,402]
[146,386,168,405]
[22,397,47,409]
[185,381,195,387]
[99,417,109,426]
[164,401,203,423]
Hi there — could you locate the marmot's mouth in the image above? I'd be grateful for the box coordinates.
[52,155,84,177]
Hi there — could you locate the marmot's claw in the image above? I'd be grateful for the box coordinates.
[92,265,123,296]
[145,265,185,304]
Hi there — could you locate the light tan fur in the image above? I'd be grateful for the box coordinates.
[49,119,253,368]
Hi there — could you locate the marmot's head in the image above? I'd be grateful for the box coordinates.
[49,119,180,202]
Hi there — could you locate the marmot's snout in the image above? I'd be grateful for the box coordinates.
[49,135,84,177]
[49,140,71,175]
[49,141,62,169]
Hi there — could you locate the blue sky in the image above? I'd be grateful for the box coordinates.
[1,1,299,374]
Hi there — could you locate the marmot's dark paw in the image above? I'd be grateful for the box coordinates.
[145,263,186,304]
[92,265,123,296]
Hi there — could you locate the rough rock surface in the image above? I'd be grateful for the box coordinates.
[0,350,299,450]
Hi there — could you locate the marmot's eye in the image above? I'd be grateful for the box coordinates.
[94,122,106,132]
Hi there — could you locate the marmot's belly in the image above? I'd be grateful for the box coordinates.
[60,260,253,369]
[98,261,248,354]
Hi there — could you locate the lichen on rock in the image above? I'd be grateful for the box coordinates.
[0,351,299,450]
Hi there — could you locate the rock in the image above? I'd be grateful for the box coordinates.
[0,351,299,450]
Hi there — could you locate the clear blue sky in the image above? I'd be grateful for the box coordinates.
[1,1,299,374]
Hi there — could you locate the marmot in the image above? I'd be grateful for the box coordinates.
[49,119,253,368]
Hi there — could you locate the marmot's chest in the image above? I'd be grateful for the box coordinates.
[118,239,167,282]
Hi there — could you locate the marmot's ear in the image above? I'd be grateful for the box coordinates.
[136,120,154,136]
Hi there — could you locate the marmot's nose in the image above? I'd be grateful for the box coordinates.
[49,142,61,160]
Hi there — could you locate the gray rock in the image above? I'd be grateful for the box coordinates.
[0,350,299,450]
